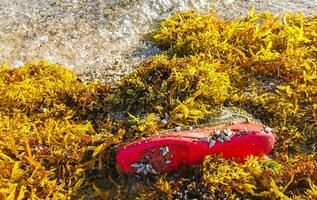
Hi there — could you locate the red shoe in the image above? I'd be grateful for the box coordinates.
[116,120,275,176]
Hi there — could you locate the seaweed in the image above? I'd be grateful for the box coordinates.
[0,62,121,199]
[0,9,317,199]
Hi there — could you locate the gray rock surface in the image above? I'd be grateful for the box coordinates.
[0,0,316,83]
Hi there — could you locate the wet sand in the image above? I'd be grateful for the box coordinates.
[0,0,316,83]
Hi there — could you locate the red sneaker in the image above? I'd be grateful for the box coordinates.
[116,120,275,176]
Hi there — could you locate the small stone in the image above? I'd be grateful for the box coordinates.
[217,137,224,143]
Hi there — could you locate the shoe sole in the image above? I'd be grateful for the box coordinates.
[116,120,275,175]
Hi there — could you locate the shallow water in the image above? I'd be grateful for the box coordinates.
[0,0,316,82]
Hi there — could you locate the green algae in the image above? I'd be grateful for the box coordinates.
[0,10,317,199]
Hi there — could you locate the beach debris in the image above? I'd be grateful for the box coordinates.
[161,119,168,125]
[119,119,276,177]
[174,126,182,132]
